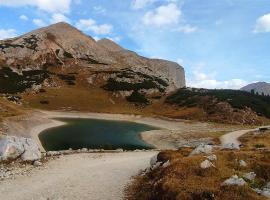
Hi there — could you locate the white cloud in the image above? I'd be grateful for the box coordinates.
[19,14,28,21]
[188,70,248,89]
[50,13,70,24]
[75,19,113,35]
[0,29,17,40]
[0,0,72,13]
[93,6,106,14]
[176,25,197,33]
[131,0,156,10]
[142,3,181,26]
[254,13,270,33]
[33,18,46,27]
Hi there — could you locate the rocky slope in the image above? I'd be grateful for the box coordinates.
[0,22,185,101]
[241,82,270,96]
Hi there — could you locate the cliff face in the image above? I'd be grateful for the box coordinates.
[0,22,185,94]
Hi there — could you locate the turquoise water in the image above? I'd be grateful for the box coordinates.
[39,118,158,151]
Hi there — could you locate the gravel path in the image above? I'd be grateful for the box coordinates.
[220,126,270,147]
[0,152,157,200]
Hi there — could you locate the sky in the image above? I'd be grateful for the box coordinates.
[0,0,269,89]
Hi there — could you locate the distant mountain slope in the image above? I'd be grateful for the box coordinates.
[0,22,185,96]
[241,82,270,96]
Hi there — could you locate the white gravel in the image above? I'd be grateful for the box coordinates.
[0,152,157,200]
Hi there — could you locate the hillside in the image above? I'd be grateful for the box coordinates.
[241,82,270,96]
[164,88,270,125]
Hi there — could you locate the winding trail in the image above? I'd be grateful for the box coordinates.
[0,152,157,200]
[220,126,270,148]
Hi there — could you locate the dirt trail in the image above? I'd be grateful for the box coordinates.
[0,152,157,200]
[220,126,270,147]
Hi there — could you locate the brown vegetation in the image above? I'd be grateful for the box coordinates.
[127,131,270,200]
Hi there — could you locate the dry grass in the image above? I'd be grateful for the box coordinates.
[127,133,270,200]
[240,130,270,150]
[0,97,24,121]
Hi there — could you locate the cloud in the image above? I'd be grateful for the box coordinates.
[75,18,113,35]
[93,6,106,14]
[188,70,248,89]
[0,29,17,40]
[142,3,181,26]
[50,13,70,24]
[131,0,156,10]
[0,0,72,13]
[254,13,270,33]
[33,18,46,27]
[19,14,28,21]
[175,25,197,33]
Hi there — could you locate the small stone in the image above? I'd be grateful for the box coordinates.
[205,154,217,161]
[221,175,246,186]
[33,161,42,167]
[200,160,215,169]
[243,172,256,181]
[239,160,247,167]
[162,160,170,168]
[222,143,240,150]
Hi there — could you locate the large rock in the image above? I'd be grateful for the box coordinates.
[200,160,215,169]
[0,136,41,161]
[221,175,246,186]
[0,136,24,160]
[190,144,213,156]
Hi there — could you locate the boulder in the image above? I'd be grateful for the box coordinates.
[222,143,240,150]
[221,175,246,186]
[21,138,41,161]
[0,136,24,160]
[243,172,256,181]
[162,160,170,168]
[205,154,217,161]
[150,154,158,167]
[239,160,247,167]
[190,144,213,156]
[0,136,41,161]
[200,160,215,169]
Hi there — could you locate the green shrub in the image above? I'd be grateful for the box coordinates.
[126,91,149,104]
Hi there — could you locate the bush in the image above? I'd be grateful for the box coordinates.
[126,91,149,104]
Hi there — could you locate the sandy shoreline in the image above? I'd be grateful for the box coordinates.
[3,110,244,151]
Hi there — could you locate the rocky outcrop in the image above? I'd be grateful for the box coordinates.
[0,136,41,161]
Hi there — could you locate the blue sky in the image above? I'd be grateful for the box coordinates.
[0,0,269,89]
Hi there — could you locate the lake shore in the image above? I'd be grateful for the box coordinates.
[3,110,243,151]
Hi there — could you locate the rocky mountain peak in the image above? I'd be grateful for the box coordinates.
[0,22,185,94]
[97,38,124,52]
[241,82,270,96]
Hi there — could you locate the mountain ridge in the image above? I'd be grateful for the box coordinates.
[241,82,270,96]
[0,22,185,93]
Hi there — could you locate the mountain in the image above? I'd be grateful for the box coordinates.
[0,22,185,97]
[241,82,270,96]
